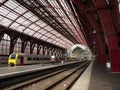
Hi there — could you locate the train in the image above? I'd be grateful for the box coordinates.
[8,53,64,66]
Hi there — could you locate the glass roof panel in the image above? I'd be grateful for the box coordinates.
[16,17,26,23]
[14,6,27,14]
[10,22,19,29]
[23,12,33,18]
[6,12,18,20]
[1,18,12,26]
[0,7,9,15]
[50,30,58,34]
[40,23,47,27]
[29,24,36,29]
[47,8,57,16]
[5,0,18,9]
[36,20,44,25]
[44,26,51,29]
[17,25,25,32]
[40,0,48,6]
[34,26,40,31]
[47,39,52,42]
[23,28,30,34]
[52,40,57,44]
[28,30,35,35]
[38,29,44,33]
[33,33,42,38]
[40,30,47,34]
[45,33,52,37]
[45,27,53,31]
[41,35,48,40]
[29,16,38,22]
[22,20,31,26]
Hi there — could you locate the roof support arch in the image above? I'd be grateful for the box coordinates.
[93,0,120,72]
[72,0,107,64]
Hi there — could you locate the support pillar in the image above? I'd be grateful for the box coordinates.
[21,41,27,53]
[30,43,35,54]
[9,38,17,54]
[37,45,42,55]
[94,0,120,72]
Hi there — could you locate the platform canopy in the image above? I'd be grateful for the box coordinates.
[0,0,87,48]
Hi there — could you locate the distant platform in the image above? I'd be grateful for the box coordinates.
[71,60,120,90]
[0,61,81,79]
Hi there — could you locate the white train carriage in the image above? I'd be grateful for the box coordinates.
[8,53,51,66]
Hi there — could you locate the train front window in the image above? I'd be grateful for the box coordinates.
[10,54,16,59]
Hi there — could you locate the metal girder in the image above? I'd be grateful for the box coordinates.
[73,5,93,41]
[86,4,113,14]
[67,0,88,45]
[56,0,84,44]
[16,0,79,44]
[93,0,120,72]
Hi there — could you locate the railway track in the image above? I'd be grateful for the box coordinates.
[2,61,90,90]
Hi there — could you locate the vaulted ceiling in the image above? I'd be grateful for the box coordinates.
[0,0,88,49]
[0,0,113,54]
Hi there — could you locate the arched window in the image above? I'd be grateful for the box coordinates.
[24,41,30,54]
[13,38,22,53]
[33,44,37,54]
[0,34,10,55]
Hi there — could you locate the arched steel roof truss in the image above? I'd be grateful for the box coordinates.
[0,0,87,48]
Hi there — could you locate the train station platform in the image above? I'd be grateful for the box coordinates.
[71,60,120,90]
[0,61,80,79]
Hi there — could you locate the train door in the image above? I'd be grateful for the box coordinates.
[20,56,24,65]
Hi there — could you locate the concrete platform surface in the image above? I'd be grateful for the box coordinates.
[71,60,120,90]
